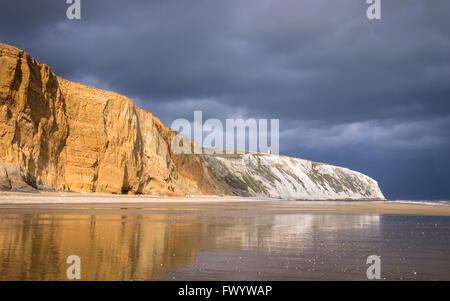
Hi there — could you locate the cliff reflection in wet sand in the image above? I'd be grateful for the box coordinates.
[0,210,203,280]
[0,201,449,280]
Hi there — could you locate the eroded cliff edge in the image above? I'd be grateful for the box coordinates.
[0,43,385,199]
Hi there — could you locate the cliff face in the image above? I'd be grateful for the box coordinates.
[201,153,385,200]
[0,43,215,195]
[0,43,385,199]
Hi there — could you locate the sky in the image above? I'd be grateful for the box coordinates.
[1,0,449,199]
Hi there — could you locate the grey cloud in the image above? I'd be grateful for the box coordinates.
[1,0,449,199]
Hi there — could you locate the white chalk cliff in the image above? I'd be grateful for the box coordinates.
[202,153,385,200]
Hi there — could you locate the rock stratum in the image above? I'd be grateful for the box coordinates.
[0,43,384,200]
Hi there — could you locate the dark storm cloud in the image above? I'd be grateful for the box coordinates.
[1,0,449,199]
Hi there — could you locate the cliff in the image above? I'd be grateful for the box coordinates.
[201,153,384,200]
[0,43,384,200]
[0,43,215,195]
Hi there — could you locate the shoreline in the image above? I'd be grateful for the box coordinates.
[0,191,449,216]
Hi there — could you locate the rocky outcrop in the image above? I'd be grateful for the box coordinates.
[0,43,385,199]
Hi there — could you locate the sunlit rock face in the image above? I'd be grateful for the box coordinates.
[0,43,384,200]
[0,43,215,195]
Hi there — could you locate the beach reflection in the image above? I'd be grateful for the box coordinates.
[0,203,381,280]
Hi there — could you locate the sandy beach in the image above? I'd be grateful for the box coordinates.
[0,192,449,281]
[0,191,449,216]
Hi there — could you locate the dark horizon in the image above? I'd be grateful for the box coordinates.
[1,0,449,200]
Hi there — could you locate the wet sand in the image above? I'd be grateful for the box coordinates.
[0,192,449,280]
